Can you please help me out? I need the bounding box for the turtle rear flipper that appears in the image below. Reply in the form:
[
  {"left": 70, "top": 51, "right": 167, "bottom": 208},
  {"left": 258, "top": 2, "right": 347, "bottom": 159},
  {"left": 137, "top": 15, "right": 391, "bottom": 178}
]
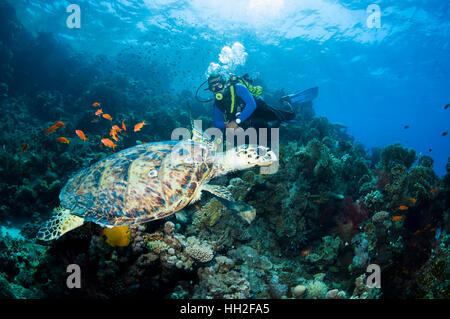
[{"left": 36, "top": 207, "right": 84, "bottom": 241}]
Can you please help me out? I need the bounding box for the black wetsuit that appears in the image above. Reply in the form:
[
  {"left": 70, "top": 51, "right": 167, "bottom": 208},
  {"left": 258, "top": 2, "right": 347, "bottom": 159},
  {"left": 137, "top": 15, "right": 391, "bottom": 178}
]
[{"left": 213, "top": 83, "right": 295, "bottom": 130}]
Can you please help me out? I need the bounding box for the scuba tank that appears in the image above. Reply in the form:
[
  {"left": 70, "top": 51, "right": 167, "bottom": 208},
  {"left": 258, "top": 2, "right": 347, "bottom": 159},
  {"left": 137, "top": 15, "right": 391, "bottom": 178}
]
[{"left": 229, "top": 74, "right": 263, "bottom": 98}]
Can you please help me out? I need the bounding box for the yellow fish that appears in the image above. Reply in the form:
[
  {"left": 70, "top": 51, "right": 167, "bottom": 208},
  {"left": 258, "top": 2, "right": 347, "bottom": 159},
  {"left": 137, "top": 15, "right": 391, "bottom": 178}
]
[{"left": 101, "top": 226, "right": 131, "bottom": 247}]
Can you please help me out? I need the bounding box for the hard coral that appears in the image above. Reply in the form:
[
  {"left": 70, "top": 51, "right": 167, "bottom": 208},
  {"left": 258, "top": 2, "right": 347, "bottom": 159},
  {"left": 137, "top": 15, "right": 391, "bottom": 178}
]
[
  {"left": 379, "top": 143, "right": 416, "bottom": 171},
  {"left": 184, "top": 237, "right": 214, "bottom": 263}
]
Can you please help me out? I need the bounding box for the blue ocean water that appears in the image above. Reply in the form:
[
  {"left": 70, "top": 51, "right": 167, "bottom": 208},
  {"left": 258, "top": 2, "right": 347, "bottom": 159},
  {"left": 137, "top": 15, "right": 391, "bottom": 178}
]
[{"left": 9, "top": 0, "right": 449, "bottom": 175}]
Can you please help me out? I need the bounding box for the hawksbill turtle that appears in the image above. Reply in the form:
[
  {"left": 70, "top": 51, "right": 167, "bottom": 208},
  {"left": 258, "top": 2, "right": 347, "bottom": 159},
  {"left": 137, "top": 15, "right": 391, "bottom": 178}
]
[{"left": 36, "top": 129, "right": 277, "bottom": 241}]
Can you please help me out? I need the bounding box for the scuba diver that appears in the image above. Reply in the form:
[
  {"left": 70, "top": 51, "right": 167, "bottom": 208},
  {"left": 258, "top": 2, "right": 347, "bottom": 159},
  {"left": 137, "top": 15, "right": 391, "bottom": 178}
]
[{"left": 196, "top": 73, "right": 318, "bottom": 130}]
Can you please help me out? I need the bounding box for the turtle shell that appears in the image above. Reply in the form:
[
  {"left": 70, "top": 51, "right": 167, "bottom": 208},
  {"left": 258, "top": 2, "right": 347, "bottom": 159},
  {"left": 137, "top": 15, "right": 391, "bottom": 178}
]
[{"left": 60, "top": 140, "right": 214, "bottom": 227}]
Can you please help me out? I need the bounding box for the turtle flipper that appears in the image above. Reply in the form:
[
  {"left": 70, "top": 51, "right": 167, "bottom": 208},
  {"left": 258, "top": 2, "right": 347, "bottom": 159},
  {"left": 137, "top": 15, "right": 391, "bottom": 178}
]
[
  {"left": 202, "top": 184, "right": 234, "bottom": 201},
  {"left": 36, "top": 207, "right": 84, "bottom": 241}
]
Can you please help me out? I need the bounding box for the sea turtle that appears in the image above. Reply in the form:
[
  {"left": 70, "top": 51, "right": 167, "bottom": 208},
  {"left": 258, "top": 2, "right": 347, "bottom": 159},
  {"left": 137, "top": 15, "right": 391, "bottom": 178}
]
[{"left": 36, "top": 131, "right": 277, "bottom": 241}]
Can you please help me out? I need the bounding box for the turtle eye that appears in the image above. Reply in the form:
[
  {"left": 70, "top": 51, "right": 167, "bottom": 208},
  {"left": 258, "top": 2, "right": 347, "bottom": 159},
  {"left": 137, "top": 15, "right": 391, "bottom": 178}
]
[{"left": 147, "top": 169, "right": 158, "bottom": 178}]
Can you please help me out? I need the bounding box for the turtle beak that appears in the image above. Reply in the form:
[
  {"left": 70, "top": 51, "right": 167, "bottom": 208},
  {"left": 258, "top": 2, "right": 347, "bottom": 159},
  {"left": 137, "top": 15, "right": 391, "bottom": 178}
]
[{"left": 256, "top": 148, "right": 277, "bottom": 167}]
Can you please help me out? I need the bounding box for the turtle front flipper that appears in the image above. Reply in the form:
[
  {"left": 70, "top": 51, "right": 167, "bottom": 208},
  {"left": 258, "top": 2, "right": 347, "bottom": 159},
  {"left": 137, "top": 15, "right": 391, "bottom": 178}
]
[
  {"left": 36, "top": 207, "right": 84, "bottom": 241},
  {"left": 215, "top": 145, "right": 278, "bottom": 176}
]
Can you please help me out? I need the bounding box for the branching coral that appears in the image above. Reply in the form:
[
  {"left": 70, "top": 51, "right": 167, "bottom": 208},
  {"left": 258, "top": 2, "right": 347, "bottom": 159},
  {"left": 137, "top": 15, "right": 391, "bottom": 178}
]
[{"left": 194, "top": 257, "right": 250, "bottom": 298}]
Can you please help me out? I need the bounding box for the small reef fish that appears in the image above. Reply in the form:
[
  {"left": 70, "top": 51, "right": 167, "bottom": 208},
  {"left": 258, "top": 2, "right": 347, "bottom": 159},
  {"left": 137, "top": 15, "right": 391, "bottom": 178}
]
[
  {"left": 430, "top": 188, "right": 438, "bottom": 194},
  {"left": 445, "top": 104, "right": 449, "bottom": 109},
  {"left": 404, "top": 125, "right": 409, "bottom": 129},
  {"left": 110, "top": 128, "right": 119, "bottom": 142},
  {"left": 75, "top": 130, "right": 87, "bottom": 142},
  {"left": 429, "top": 148, "right": 432, "bottom": 152},
  {"left": 102, "top": 114, "right": 113, "bottom": 121},
  {"left": 111, "top": 125, "right": 122, "bottom": 133},
  {"left": 134, "top": 121, "right": 146, "bottom": 132},
  {"left": 45, "top": 125, "right": 58, "bottom": 134},
  {"left": 398, "top": 205, "right": 409, "bottom": 211},
  {"left": 95, "top": 109, "right": 103, "bottom": 116},
  {"left": 442, "top": 131, "right": 448, "bottom": 136},
  {"left": 101, "top": 225, "right": 130, "bottom": 247},
  {"left": 122, "top": 120, "right": 127, "bottom": 131},
  {"left": 409, "top": 198, "right": 417, "bottom": 205},
  {"left": 301, "top": 249, "right": 312, "bottom": 257},
  {"left": 21, "top": 143, "right": 29, "bottom": 152},
  {"left": 101, "top": 138, "right": 116, "bottom": 150},
  {"left": 92, "top": 102, "right": 100, "bottom": 107},
  {"left": 57, "top": 137, "right": 70, "bottom": 144},
  {"left": 45, "top": 126, "right": 58, "bottom": 134},
  {"left": 392, "top": 215, "right": 404, "bottom": 222},
  {"left": 45, "top": 121, "right": 65, "bottom": 134}
]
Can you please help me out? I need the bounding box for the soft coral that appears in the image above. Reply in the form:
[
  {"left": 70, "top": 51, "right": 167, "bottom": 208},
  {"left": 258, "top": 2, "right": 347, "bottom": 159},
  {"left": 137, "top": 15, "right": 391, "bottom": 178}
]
[{"left": 334, "top": 196, "right": 369, "bottom": 242}]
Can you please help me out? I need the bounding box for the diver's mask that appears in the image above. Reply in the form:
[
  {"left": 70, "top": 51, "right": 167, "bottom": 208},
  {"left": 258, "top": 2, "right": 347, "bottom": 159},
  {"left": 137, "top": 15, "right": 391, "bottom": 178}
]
[{"left": 208, "top": 79, "right": 225, "bottom": 100}]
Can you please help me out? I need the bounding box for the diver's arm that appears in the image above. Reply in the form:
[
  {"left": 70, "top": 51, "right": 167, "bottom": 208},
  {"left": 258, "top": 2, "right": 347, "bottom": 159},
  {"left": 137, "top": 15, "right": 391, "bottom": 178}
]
[
  {"left": 213, "top": 105, "right": 226, "bottom": 129},
  {"left": 235, "top": 84, "right": 256, "bottom": 123}
]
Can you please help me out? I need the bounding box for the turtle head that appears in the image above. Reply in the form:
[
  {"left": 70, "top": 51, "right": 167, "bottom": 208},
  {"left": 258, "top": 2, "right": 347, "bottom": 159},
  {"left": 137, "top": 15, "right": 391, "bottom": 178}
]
[{"left": 214, "top": 144, "right": 277, "bottom": 176}]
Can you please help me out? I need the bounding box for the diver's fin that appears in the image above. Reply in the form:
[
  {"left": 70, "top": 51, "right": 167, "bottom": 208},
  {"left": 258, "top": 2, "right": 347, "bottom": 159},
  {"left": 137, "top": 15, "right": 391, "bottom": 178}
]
[
  {"left": 280, "top": 87, "right": 319, "bottom": 104},
  {"left": 36, "top": 207, "right": 84, "bottom": 241},
  {"left": 202, "top": 184, "right": 235, "bottom": 202}
]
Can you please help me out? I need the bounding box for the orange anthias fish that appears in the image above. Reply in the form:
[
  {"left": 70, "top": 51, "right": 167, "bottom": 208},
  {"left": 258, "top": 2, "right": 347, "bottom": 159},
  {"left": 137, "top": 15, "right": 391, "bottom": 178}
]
[
  {"left": 21, "top": 143, "right": 29, "bottom": 152},
  {"left": 92, "top": 102, "right": 101, "bottom": 107},
  {"left": 110, "top": 128, "right": 119, "bottom": 142},
  {"left": 45, "top": 121, "right": 65, "bottom": 134},
  {"left": 134, "top": 121, "right": 146, "bottom": 132},
  {"left": 409, "top": 198, "right": 417, "bottom": 205},
  {"left": 301, "top": 249, "right": 312, "bottom": 257},
  {"left": 112, "top": 125, "right": 122, "bottom": 133},
  {"left": 57, "top": 137, "right": 70, "bottom": 144},
  {"left": 121, "top": 120, "right": 127, "bottom": 131},
  {"left": 103, "top": 113, "right": 113, "bottom": 121},
  {"left": 399, "top": 205, "right": 409, "bottom": 211},
  {"left": 95, "top": 109, "right": 103, "bottom": 116},
  {"left": 45, "top": 125, "right": 58, "bottom": 134},
  {"left": 392, "top": 215, "right": 404, "bottom": 222},
  {"left": 101, "top": 138, "right": 116, "bottom": 150},
  {"left": 75, "top": 130, "right": 87, "bottom": 142},
  {"left": 430, "top": 188, "right": 439, "bottom": 194}
]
